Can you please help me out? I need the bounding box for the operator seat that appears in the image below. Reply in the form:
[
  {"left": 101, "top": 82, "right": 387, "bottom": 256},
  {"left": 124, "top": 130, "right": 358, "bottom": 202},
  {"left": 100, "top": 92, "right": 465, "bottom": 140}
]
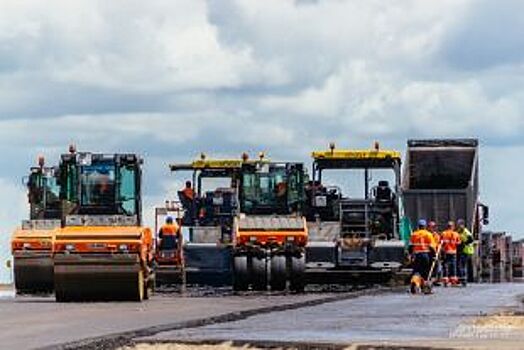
[{"left": 375, "top": 180, "right": 393, "bottom": 205}]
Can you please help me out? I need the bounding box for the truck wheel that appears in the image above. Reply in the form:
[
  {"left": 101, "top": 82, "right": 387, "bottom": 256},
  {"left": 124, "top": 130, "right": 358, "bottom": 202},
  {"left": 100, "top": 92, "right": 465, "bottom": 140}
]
[
  {"left": 289, "top": 255, "right": 305, "bottom": 293},
  {"left": 270, "top": 255, "right": 287, "bottom": 291},
  {"left": 251, "top": 256, "right": 267, "bottom": 291},
  {"left": 233, "top": 255, "right": 249, "bottom": 291}
]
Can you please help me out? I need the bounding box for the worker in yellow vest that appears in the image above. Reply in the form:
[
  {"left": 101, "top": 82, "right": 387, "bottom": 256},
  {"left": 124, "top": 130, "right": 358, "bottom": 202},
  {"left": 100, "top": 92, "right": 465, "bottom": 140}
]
[{"left": 457, "top": 218, "right": 474, "bottom": 286}]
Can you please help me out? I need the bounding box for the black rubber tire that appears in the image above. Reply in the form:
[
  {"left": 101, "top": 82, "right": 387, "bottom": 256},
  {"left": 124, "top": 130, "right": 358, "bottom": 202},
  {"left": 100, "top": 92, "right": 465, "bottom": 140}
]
[
  {"left": 270, "top": 255, "right": 287, "bottom": 291},
  {"left": 54, "top": 274, "right": 71, "bottom": 302},
  {"left": 143, "top": 272, "right": 153, "bottom": 300},
  {"left": 132, "top": 271, "right": 145, "bottom": 302},
  {"left": 54, "top": 287, "right": 69, "bottom": 303},
  {"left": 251, "top": 256, "right": 267, "bottom": 291},
  {"left": 233, "top": 255, "right": 249, "bottom": 291},
  {"left": 289, "top": 255, "right": 305, "bottom": 292}
]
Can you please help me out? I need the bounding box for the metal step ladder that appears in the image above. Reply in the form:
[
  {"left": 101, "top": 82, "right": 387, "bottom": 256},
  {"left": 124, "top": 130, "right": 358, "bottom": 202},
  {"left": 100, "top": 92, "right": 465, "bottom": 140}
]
[{"left": 339, "top": 199, "right": 370, "bottom": 238}]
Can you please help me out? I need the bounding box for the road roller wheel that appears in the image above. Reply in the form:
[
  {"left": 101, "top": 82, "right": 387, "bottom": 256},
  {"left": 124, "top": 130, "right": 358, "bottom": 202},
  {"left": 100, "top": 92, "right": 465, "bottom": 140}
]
[
  {"left": 233, "top": 255, "right": 249, "bottom": 291},
  {"left": 270, "top": 255, "right": 287, "bottom": 291},
  {"left": 289, "top": 255, "right": 305, "bottom": 293},
  {"left": 143, "top": 276, "right": 152, "bottom": 300},
  {"left": 133, "top": 271, "right": 145, "bottom": 302},
  {"left": 54, "top": 286, "right": 70, "bottom": 303},
  {"left": 251, "top": 256, "right": 267, "bottom": 291}
]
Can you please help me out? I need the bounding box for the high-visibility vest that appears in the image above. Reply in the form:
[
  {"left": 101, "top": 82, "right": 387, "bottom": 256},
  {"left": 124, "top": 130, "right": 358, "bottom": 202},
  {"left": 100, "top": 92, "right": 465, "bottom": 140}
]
[
  {"left": 181, "top": 187, "right": 194, "bottom": 200},
  {"left": 441, "top": 229, "right": 461, "bottom": 254},
  {"left": 159, "top": 223, "right": 180, "bottom": 237},
  {"left": 458, "top": 227, "right": 474, "bottom": 255},
  {"left": 410, "top": 229, "right": 434, "bottom": 253}
]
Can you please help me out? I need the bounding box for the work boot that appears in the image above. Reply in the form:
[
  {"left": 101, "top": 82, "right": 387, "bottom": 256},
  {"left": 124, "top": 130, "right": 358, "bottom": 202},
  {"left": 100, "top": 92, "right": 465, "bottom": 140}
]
[{"left": 422, "top": 284, "right": 433, "bottom": 295}]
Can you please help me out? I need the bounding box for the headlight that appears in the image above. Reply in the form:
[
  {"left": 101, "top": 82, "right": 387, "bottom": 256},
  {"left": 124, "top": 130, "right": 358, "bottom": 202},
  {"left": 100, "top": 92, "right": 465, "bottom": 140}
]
[
  {"left": 249, "top": 236, "right": 258, "bottom": 243},
  {"left": 119, "top": 244, "right": 129, "bottom": 251},
  {"left": 65, "top": 244, "right": 75, "bottom": 251},
  {"left": 22, "top": 243, "right": 31, "bottom": 249},
  {"left": 286, "top": 236, "right": 295, "bottom": 242}
]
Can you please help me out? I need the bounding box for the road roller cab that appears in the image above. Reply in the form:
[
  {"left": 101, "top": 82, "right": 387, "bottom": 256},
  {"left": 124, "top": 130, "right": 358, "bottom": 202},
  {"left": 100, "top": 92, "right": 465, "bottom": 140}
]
[
  {"left": 11, "top": 158, "right": 61, "bottom": 294},
  {"left": 52, "top": 148, "right": 154, "bottom": 301}
]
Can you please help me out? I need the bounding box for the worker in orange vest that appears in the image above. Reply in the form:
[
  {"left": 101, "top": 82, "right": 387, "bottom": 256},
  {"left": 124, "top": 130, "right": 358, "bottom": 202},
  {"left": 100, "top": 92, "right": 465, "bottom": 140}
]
[
  {"left": 179, "top": 181, "right": 196, "bottom": 225},
  {"left": 409, "top": 219, "right": 436, "bottom": 293},
  {"left": 158, "top": 216, "right": 181, "bottom": 251},
  {"left": 428, "top": 221, "right": 443, "bottom": 285},
  {"left": 440, "top": 221, "right": 461, "bottom": 286},
  {"left": 181, "top": 181, "right": 195, "bottom": 201}
]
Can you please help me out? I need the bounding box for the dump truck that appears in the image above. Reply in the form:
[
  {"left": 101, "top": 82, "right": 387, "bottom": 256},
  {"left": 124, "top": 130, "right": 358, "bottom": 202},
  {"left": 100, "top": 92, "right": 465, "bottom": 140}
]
[
  {"left": 402, "top": 139, "right": 489, "bottom": 235},
  {"left": 52, "top": 147, "right": 154, "bottom": 301},
  {"left": 170, "top": 154, "right": 308, "bottom": 291},
  {"left": 304, "top": 143, "right": 407, "bottom": 283},
  {"left": 11, "top": 157, "right": 61, "bottom": 294}
]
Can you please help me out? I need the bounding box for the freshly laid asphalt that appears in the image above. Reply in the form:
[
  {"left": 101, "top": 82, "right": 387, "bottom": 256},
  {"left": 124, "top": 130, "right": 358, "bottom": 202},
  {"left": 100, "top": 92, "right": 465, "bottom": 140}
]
[
  {"left": 0, "top": 288, "right": 363, "bottom": 350},
  {"left": 1, "top": 284, "right": 523, "bottom": 350},
  {"left": 141, "top": 283, "right": 524, "bottom": 347}
]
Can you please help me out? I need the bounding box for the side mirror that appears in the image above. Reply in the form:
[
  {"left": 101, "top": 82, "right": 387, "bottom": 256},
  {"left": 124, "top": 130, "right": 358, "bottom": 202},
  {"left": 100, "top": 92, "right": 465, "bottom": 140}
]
[
  {"left": 21, "top": 176, "right": 29, "bottom": 186},
  {"left": 481, "top": 204, "right": 489, "bottom": 225}
]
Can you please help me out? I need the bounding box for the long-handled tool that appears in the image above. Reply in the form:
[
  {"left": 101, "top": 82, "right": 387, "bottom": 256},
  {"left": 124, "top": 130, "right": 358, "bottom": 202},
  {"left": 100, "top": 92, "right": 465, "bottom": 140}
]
[{"left": 423, "top": 242, "right": 442, "bottom": 294}]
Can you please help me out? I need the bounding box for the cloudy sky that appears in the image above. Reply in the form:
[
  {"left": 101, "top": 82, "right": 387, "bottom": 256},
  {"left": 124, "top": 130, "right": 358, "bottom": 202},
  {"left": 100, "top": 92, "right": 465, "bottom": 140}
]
[{"left": 1, "top": 0, "right": 523, "bottom": 280}]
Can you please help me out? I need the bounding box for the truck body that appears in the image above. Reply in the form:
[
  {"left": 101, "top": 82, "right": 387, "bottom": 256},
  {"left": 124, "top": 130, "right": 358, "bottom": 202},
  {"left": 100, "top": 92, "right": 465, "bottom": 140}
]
[{"left": 402, "top": 139, "right": 487, "bottom": 235}]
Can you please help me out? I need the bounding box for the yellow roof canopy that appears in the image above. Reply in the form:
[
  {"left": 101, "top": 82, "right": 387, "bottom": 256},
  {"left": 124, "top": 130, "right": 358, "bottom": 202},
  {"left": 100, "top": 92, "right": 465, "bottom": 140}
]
[
  {"left": 312, "top": 149, "right": 401, "bottom": 161},
  {"left": 170, "top": 157, "right": 270, "bottom": 171}
]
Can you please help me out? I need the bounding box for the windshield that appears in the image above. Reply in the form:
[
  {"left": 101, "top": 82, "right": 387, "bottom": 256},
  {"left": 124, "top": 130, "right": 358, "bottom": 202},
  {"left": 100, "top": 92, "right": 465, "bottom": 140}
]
[
  {"left": 80, "top": 161, "right": 116, "bottom": 206},
  {"left": 241, "top": 166, "right": 288, "bottom": 213},
  {"left": 28, "top": 171, "right": 61, "bottom": 219}
]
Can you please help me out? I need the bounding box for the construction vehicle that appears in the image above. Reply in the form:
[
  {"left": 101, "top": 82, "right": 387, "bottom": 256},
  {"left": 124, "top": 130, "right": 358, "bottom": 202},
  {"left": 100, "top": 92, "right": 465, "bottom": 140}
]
[
  {"left": 170, "top": 154, "right": 308, "bottom": 291},
  {"left": 11, "top": 156, "right": 61, "bottom": 294},
  {"left": 305, "top": 143, "right": 407, "bottom": 283},
  {"left": 233, "top": 158, "right": 307, "bottom": 291},
  {"left": 402, "top": 139, "right": 489, "bottom": 235},
  {"left": 402, "top": 139, "right": 489, "bottom": 282},
  {"left": 170, "top": 156, "right": 244, "bottom": 286},
  {"left": 154, "top": 201, "right": 185, "bottom": 286},
  {"left": 53, "top": 147, "right": 154, "bottom": 301}
]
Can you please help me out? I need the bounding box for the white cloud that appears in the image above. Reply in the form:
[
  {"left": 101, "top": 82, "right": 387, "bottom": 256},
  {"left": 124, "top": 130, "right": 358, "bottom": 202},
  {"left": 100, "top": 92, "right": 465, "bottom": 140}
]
[
  {"left": 0, "top": 0, "right": 524, "bottom": 284},
  {"left": 0, "top": 178, "right": 28, "bottom": 284}
]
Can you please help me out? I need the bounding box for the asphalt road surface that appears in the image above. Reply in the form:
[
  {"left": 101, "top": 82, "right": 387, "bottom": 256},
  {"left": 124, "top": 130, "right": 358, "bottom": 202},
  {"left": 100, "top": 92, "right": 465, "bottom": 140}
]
[
  {"left": 2, "top": 284, "right": 523, "bottom": 350},
  {"left": 0, "top": 288, "right": 366, "bottom": 350},
  {"left": 141, "top": 283, "right": 524, "bottom": 348}
]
